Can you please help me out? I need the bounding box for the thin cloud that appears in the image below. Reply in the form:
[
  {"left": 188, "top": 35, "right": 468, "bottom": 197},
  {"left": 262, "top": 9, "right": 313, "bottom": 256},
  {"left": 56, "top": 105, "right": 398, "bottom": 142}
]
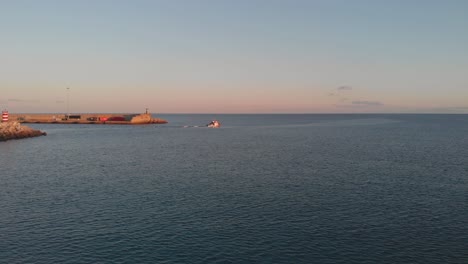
[
  {"left": 328, "top": 85, "right": 353, "bottom": 96},
  {"left": 337, "top": 86, "right": 353, "bottom": 91},
  {"left": 352, "top": 100, "right": 384, "bottom": 106},
  {"left": 330, "top": 85, "right": 371, "bottom": 108},
  {"left": 328, "top": 86, "right": 352, "bottom": 99}
]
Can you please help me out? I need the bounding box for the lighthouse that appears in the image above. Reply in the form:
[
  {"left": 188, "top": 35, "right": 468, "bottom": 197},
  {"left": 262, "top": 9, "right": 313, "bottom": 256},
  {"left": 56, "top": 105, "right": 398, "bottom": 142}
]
[{"left": 1, "top": 110, "right": 8, "bottom": 122}]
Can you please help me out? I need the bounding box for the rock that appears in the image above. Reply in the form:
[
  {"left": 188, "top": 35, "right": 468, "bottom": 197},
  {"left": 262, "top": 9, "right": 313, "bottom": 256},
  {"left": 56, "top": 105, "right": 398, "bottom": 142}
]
[
  {"left": 0, "top": 122, "right": 46, "bottom": 142},
  {"left": 150, "top": 118, "right": 168, "bottom": 124},
  {"left": 130, "top": 113, "right": 152, "bottom": 124}
]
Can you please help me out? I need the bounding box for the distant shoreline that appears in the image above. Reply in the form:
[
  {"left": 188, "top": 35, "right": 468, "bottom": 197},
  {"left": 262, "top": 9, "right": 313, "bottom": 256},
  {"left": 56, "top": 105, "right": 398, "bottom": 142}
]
[{"left": 8, "top": 113, "right": 167, "bottom": 125}]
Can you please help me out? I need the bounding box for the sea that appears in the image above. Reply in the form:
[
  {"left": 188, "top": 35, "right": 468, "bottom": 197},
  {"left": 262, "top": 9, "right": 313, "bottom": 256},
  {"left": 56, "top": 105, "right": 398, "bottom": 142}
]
[{"left": 0, "top": 114, "right": 467, "bottom": 264}]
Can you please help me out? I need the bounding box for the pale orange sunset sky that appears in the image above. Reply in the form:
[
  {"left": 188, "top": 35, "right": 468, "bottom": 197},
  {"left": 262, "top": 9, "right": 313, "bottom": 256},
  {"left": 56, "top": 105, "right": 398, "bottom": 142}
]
[{"left": 1, "top": 0, "right": 467, "bottom": 113}]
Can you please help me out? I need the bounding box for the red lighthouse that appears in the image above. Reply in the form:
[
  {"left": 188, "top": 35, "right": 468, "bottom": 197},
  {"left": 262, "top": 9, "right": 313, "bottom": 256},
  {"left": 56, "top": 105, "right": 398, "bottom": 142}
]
[{"left": 2, "top": 110, "right": 8, "bottom": 122}]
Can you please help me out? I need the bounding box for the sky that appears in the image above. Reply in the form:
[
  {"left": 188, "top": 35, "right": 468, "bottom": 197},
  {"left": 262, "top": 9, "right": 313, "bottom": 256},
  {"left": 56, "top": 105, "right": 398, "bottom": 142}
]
[{"left": 1, "top": 0, "right": 467, "bottom": 113}]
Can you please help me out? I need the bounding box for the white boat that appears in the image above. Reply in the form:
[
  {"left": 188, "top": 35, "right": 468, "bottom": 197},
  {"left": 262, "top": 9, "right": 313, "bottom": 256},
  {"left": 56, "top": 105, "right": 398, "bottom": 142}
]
[{"left": 207, "top": 120, "right": 220, "bottom": 128}]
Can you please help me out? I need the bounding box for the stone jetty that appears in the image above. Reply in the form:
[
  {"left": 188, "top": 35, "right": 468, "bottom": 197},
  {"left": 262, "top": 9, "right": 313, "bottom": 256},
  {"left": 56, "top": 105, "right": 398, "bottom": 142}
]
[{"left": 0, "top": 122, "right": 47, "bottom": 142}]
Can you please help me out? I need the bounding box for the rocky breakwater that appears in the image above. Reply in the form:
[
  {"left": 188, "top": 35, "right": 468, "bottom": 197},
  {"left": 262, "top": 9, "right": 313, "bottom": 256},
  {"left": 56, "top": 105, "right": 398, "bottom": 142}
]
[
  {"left": 0, "top": 122, "right": 47, "bottom": 142},
  {"left": 130, "top": 113, "right": 168, "bottom": 124}
]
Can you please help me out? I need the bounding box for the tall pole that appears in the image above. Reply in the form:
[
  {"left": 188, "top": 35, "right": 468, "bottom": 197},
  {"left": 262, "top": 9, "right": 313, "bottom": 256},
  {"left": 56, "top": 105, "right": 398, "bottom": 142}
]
[{"left": 66, "top": 87, "right": 70, "bottom": 118}]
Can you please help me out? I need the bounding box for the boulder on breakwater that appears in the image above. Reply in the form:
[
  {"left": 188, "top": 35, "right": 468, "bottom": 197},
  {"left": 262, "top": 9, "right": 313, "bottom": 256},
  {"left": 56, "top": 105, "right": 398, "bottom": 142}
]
[{"left": 0, "top": 122, "right": 47, "bottom": 142}]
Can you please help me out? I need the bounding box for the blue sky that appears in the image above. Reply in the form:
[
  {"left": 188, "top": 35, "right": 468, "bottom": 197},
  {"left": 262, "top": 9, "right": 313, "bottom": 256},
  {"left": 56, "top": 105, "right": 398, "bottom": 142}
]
[{"left": 1, "top": 0, "right": 467, "bottom": 113}]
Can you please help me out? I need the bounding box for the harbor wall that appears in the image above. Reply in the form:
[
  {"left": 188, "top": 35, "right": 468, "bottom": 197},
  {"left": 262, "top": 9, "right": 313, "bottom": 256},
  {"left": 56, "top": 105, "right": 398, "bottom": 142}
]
[{"left": 7, "top": 113, "right": 167, "bottom": 125}]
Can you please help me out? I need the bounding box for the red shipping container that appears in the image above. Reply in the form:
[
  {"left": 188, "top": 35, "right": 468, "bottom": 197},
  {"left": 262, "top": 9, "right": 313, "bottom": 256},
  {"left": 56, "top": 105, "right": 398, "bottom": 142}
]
[{"left": 107, "top": 116, "right": 125, "bottom": 121}]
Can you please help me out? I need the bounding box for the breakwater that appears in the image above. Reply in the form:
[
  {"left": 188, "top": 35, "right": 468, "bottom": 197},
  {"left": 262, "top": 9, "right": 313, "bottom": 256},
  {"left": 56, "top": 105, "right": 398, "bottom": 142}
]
[
  {"left": 0, "top": 122, "right": 47, "bottom": 141},
  {"left": 8, "top": 113, "right": 167, "bottom": 125}
]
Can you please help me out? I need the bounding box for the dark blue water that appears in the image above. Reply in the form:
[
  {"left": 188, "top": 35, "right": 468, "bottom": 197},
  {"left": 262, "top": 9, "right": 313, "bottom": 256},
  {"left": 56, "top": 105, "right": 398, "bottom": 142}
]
[{"left": 1, "top": 114, "right": 467, "bottom": 263}]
